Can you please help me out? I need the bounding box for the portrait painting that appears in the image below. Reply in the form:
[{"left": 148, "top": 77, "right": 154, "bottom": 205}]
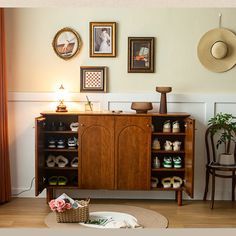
[{"left": 90, "top": 22, "right": 116, "bottom": 57}]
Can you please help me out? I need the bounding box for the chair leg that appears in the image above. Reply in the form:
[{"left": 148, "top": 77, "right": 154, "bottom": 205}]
[
  {"left": 232, "top": 170, "right": 235, "bottom": 201},
  {"left": 211, "top": 169, "right": 215, "bottom": 209},
  {"left": 203, "top": 168, "right": 210, "bottom": 201}
]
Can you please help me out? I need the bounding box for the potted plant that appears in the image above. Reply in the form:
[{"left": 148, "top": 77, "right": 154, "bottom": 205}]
[{"left": 208, "top": 112, "right": 236, "bottom": 165}]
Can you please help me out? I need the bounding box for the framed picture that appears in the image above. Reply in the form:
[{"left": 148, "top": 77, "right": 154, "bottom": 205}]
[
  {"left": 80, "top": 66, "right": 107, "bottom": 92},
  {"left": 128, "top": 37, "right": 154, "bottom": 73},
  {"left": 90, "top": 22, "right": 116, "bottom": 57},
  {"left": 52, "top": 27, "right": 82, "bottom": 60}
]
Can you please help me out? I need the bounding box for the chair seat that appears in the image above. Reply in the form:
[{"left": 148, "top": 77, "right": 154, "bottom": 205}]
[{"left": 208, "top": 162, "right": 236, "bottom": 171}]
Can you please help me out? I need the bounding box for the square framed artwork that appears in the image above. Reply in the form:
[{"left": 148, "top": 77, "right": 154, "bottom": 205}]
[
  {"left": 80, "top": 66, "right": 107, "bottom": 92},
  {"left": 128, "top": 37, "right": 154, "bottom": 73},
  {"left": 89, "top": 22, "right": 116, "bottom": 57}
]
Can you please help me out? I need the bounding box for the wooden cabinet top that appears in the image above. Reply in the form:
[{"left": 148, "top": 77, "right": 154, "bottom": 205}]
[{"left": 40, "top": 111, "right": 191, "bottom": 117}]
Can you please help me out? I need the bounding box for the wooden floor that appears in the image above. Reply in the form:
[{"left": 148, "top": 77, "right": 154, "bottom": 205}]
[{"left": 0, "top": 198, "right": 236, "bottom": 228}]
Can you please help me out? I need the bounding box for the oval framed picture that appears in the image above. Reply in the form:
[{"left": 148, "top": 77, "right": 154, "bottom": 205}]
[{"left": 52, "top": 27, "right": 82, "bottom": 60}]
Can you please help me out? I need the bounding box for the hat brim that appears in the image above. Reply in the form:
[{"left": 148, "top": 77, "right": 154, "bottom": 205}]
[{"left": 197, "top": 28, "right": 236, "bottom": 72}]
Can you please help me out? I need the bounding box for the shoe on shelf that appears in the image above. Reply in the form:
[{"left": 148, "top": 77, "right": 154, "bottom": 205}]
[
  {"left": 48, "top": 137, "right": 56, "bottom": 148},
  {"left": 172, "top": 121, "right": 180, "bottom": 133},
  {"left": 161, "top": 177, "right": 172, "bottom": 188},
  {"left": 57, "top": 139, "right": 65, "bottom": 148},
  {"left": 163, "top": 156, "right": 172, "bottom": 168},
  {"left": 152, "top": 138, "right": 160, "bottom": 150},
  {"left": 151, "top": 177, "right": 159, "bottom": 188},
  {"left": 49, "top": 122, "right": 57, "bottom": 131},
  {"left": 173, "top": 141, "right": 181, "bottom": 151},
  {"left": 70, "top": 122, "right": 79, "bottom": 132},
  {"left": 164, "top": 140, "right": 172, "bottom": 151},
  {"left": 163, "top": 120, "right": 171, "bottom": 133},
  {"left": 68, "top": 137, "right": 77, "bottom": 148},
  {"left": 55, "top": 155, "right": 69, "bottom": 167},
  {"left": 48, "top": 176, "right": 58, "bottom": 185},
  {"left": 71, "top": 157, "right": 78, "bottom": 167},
  {"left": 171, "top": 176, "right": 183, "bottom": 188},
  {"left": 58, "top": 176, "right": 68, "bottom": 186},
  {"left": 46, "top": 155, "right": 56, "bottom": 167},
  {"left": 58, "top": 121, "right": 66, "bottom": 131},
  {"left": 173, "top": 156, "right": 182, "bottom": 168}
]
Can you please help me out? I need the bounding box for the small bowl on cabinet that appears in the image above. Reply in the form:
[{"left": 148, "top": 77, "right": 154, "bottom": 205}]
[{"left": 131, "top": 102, "right": 153, "bottom": 114}]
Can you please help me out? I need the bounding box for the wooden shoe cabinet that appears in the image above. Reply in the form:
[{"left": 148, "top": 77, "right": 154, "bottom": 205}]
[{"left": 35, "top": 112, "right": 194, "bottom": 205}]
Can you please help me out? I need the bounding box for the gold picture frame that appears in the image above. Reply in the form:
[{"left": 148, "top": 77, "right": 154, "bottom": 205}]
[
  {"left": 89, "top": 22, "right": 116, "bottom": 57},
  {"left": 52, "top": 27, "right": 82, "bottom": 60}
]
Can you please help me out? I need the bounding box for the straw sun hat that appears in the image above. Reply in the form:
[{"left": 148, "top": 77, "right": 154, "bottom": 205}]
[{"left": 197, "top": 28, "right": 236, "bottom": 72}]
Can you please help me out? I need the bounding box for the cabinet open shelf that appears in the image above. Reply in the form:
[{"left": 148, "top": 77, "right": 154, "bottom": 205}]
[
  {"left": 44, "top": 148, "right": 78, "bottom": 152},
  {"left": 43, "top": 131, "right": 78, "bottom": 134},
  {"left": 151, "top": 187, "right": 183, "bottom": 191},
  {"left": 151, "top": 168, "right": 184, "bottom": 172},
  {"left": 45, "top": 167, "right": 78, "bottom": 170},
  {"left": 152, "top": 150, "right": 185, "bottom": 154},
  {"left": 152, "top": 132, "right": 186, "bottom": 136},
  {"left": 47, "top": 185, "right": 78, "bottom": 189}
]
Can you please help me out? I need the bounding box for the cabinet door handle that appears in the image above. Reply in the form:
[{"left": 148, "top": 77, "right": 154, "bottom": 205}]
[
  {"left": 147, "top": 124, "right": 151, "bottom": 127},
  {"left": 81, "top": 124, "right": 85, "bottom": 126}
]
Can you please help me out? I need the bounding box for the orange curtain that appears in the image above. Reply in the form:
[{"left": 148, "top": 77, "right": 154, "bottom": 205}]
[{"left": 0, "top": 8, "right": 11, "bottom": 203}]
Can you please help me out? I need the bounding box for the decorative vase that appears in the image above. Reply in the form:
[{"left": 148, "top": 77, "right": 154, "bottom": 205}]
[
  {"left": 156, "top": 87, "right": 172, "bottom": 114},
  {"left": 218, "top": 153, "right": 235, "bottom": 165}
]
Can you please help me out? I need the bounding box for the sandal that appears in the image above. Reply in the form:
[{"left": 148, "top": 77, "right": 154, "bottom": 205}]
[
  {"left": 55, "top": 155, "right": 69, "bottom": 167},
  {"left": 161, "top": 177, "right": 172, "bottom": 188},
  {"left": 71, "top": 157, "right": 78, "bottom": 167},
  {"left": 46, "top": 155, "right": 56, "bottom": 167},
  {"left": 171, "top": 176, "right": 183, "bottom": 188},
  {"left": 48, "top": 176, "right": 58, "bottom": 185},
  {"left": 58, "top": 176, "right": 68, "bottom": 186}
]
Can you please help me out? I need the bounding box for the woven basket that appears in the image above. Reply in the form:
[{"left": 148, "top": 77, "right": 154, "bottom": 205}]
[{"left": 56, "top": 199, "right": 89, "bottom": 223}]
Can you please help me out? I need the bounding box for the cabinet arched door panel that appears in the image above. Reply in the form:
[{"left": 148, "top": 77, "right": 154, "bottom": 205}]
[
  {"left": 79, "top": 116, "right": 115, "bottom": 189},
  {"left": 115, "top": 116, "right": 152, "bottom": 190}
]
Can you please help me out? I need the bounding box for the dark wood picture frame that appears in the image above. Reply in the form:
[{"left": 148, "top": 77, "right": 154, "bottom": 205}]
[
  {"left": 128, "top": 37, "right": 154, "bottom": 73},
  {"left": 80, "top": 66, "right": 107, "bottom": 92},
  {"left": 89, "top": 22, "right": 116, "bottom": 57}
]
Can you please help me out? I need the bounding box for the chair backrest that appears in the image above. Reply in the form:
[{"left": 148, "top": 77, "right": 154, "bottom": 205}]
[{"left": 205, "top": 124, "right": 236, "bottom": 164}]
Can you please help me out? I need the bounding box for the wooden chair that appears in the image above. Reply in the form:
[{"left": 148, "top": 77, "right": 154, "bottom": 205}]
[{"left": 203, "top": 124, "right": 236, "bottom": 208}]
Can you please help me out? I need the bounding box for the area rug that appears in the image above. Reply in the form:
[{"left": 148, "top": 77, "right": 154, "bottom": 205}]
[{"left": 44, "top": 204, "right": 168, "bottom": 228}]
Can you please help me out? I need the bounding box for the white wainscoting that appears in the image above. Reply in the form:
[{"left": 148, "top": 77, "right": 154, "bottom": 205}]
[{"left": 8, "top": 92, "right": 236, "bottom": 200}]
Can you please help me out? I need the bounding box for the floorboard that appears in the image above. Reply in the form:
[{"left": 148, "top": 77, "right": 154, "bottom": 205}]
[{"left": 0, "top": 198, "right": 235, "bottom": 228}]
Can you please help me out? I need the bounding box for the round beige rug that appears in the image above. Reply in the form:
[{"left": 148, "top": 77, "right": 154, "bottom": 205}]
[{"left": 45, "top": 204, "right": 168, "bottom": 228}]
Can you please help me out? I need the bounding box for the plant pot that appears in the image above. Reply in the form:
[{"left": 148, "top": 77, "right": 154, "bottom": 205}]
[{"left": 218, "top": 153, "right": 235, "bottom": 165}]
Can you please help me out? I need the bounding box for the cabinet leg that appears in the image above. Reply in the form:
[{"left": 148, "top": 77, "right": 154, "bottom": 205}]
[
  {"left": 46, "top": 188, "right": 53, "bottom": 203},
  {"left": 177, "top": 190, "right": 182, "bottom": 206}
]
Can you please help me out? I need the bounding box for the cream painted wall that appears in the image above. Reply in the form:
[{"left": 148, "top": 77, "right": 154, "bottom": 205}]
[{"left": 4, "top": 8, "right": 236, "bottom": 94}]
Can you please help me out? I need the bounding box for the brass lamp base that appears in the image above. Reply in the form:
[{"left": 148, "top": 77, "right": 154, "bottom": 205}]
[{"left": 56, "top": 103, "right": 67, "bottom": 112}]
